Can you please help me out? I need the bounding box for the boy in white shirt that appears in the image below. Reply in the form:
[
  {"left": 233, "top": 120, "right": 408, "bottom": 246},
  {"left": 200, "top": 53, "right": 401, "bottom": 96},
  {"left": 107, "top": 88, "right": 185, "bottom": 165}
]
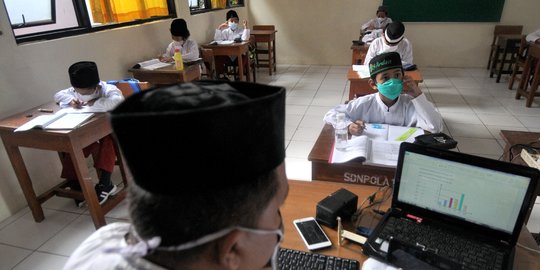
[
  {"left": 213, "top": 10, "right": 250, "bottom": 79},
  {"left": 159, "top": 18, "right": 199, "bottom": 62},
  {"left": 361, "top": 6, "right": 393, "bottom": 43},
  {"left": 364, "top": 21, "right": 413, "bottom": 66},
  {"left": 324, "top": 52, "right": 442, "bottom": 135},
  {"left": 54, "top": 61, "right": 124, "bottom": 205}
]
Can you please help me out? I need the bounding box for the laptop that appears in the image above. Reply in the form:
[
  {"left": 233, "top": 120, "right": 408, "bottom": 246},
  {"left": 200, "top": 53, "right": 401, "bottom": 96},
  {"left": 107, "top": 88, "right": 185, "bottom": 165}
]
[{"left": 363, "top": 142, "right": 539, "bottom": 270}]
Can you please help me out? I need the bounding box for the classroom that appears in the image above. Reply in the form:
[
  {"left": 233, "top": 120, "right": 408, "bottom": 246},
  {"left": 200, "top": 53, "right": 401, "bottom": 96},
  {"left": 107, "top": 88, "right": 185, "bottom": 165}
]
[{"left": 0, "top": 0, "right": 540, "bottom": 268}]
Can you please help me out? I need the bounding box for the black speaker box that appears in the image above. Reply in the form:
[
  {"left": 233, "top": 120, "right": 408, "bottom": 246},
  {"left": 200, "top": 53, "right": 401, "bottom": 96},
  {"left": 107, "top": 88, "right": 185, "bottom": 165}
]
[{"left": 316, "top": 188, "right": 358, "bottom": 228}]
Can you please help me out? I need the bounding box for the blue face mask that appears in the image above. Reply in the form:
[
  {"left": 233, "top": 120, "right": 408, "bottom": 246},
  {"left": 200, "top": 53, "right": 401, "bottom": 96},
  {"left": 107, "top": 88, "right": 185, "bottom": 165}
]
[
  {"left": 377, "top": 78, "right": 403, "bottom": 100},
  {"left": 228, "top": 22, "right": 238, "bottom": 31}
]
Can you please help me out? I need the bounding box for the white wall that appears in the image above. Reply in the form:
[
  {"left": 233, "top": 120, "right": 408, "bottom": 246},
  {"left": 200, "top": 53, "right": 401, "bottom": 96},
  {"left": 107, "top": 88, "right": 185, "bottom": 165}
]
[{"left": 247, "top": 0, "right": 540, "bottom": 66}]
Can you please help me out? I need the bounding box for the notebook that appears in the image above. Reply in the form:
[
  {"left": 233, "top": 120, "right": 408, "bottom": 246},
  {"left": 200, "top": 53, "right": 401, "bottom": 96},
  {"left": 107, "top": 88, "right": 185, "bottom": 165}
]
[{"left": 363, "top": 142, "right": 539, "bottom": 270}]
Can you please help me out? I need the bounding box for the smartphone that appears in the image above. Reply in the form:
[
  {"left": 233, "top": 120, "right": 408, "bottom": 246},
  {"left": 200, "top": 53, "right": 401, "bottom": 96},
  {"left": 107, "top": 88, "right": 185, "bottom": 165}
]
[{"left": 293, "top": 217, "right": 332, "bottom": 250}]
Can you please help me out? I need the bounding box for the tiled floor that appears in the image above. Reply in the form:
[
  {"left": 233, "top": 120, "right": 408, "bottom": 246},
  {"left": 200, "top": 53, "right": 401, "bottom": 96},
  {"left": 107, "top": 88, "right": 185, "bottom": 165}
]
[{"left": 1, "top": 65, "right": 539, "bottom": 269}]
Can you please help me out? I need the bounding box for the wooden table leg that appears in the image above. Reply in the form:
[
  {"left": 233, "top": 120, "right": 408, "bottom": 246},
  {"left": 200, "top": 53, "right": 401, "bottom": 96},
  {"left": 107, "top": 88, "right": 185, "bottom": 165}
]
[
  {"left": 267, "top": 40, "right": 273, "bottom": 76},
  {"left": 68, "top": 146, "right": 106, "bottom": 228},
  {"left": 2, "top": 143, "right": 44, "bottom": 222},
  {"left": 273, "top": 39, "right": 277, "bottom": 73},
  {"left": 497, "top": 43, "right": 510, "bottom": 83},
  {"left": 237, "top": 52, "right": 245, "bottom": 81}
]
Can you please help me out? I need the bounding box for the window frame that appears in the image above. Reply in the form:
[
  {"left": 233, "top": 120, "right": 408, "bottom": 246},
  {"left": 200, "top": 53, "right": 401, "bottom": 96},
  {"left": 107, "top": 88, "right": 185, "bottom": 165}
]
[
  {"left": 7, "top": 0, "right": 56, "bottom": 29},
  {"left": 189, "top": 0, "right": 244, "bottom": 15},
  {"left": 8, "top": 0, "right": 177, "bottom": 44}
]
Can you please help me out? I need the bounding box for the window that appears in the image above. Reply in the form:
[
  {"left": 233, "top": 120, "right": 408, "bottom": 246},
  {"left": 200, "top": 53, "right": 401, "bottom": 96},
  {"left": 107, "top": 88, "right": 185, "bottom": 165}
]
[
  {"left": 189, "top": 0, "right": 244, "bottom": 14},
  {"left": 4, "top": 0, "right": 55, "bottom": 29},
  {"left": 3, "top": 0, "right": 176, "bottom": 44}
]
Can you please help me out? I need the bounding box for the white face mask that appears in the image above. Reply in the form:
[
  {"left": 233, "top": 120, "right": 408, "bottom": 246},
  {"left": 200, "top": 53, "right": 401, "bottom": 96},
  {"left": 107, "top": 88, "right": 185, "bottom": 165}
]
[
  {"left": 377, "top": 17, "right": 385, "bottom": 24},
  {"left": 173, "top": 40, "right": 184, "bottom": 47},
  {"left": 106, "top": 224, "right": 284, "bottom": 270},
  {"left": 228, "top": 22, "right": 238, "bottom": 31},
  {"left": 75, "top": 89, "right": 99, "bottom": 102}
]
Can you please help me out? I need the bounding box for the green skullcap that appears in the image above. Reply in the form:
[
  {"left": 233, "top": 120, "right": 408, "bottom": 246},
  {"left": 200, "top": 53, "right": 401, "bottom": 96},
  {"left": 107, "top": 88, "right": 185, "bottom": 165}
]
[{"left": 369, "top": 52, "right": 403, "bottom": 79}]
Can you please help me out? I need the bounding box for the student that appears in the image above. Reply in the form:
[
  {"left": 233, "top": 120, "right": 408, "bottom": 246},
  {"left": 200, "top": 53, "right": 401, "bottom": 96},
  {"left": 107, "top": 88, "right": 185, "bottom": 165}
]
[
  {"left": 526, "top": 28, "right": 540, "bottom": 44},
  {"left": 213, "top": 10, "right": 250, "bottom": 79},
  {"left": 363, "top": 21, "right": 413, "bottom": 66},
  {"left": 214, "top": 10, "right": 250, "bottom": 42},
  {"left": 159, "top": 18, "right": 199, "bottom": 62},
  {"left": 360, "top": 5, "right": 392, "bottom": 43},
  {"left": 54, "top": 61, "right": 124, "bottom": 205},
  {"left": 63, "top": 81, "right": 288, "bottom": 269},
  {"left": 324, "top": 52, "right": 443, "bottom": 135}
]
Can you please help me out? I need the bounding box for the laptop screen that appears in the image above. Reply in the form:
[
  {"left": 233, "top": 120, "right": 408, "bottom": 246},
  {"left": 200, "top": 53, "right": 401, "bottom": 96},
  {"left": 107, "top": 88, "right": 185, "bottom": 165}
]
[{"left": 396, "top": 150, "right": 532, "bottom": 234}]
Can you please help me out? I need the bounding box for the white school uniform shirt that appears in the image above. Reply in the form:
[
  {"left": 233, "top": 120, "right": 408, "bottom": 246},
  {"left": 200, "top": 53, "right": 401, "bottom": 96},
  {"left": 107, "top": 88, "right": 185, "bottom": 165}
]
[
  {"left": 526, "top": 28, "right": 540, "bottom": 43},
  {"left": 364, "top": 36, "right": 414, "bottom": 66},
  {"left": 214, "top": 27, "right": 250, "bottom": 41},
  {"left": 54, "top": 81, "right": 124, "bottom": 111},
  {"left": 163, "top": 39, "right": 200, "bottom": 62},
  {"left": 63, "top": 222, "right": 167, "bottom": 270},
  {"left": 361, "top": 17, "right": 392, "bottom": 32},
  {"left": 323, "top": 93, "right": 443, "bottom": 134}
]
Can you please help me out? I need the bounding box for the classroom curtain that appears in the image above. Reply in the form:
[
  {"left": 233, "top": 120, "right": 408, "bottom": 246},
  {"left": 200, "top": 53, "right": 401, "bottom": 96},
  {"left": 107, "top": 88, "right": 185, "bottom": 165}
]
[
  {"left": 211, "top": 0, "right": 227, "bottom": 9},
  {"left": 89, "top": 0, "right": 168, "bottom": 24}
]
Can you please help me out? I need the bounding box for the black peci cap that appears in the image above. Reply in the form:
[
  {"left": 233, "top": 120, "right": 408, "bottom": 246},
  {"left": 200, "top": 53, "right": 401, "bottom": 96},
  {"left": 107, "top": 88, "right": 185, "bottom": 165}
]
[
  {"left": 170, "top": 18, "right": 190, "bottom": 38},
  {"left": 109, "top": 81, "right": 286, "bottom": 196},
  {"left": 384, "top": 21, "right": 405, "bottom": 44},
  {"left": 69, "top": 61, "right": 100, "bottom": 88},
  {"left": 226, "top": 10, "right": 239, "bottom": 20},
  {"left": 369, "top": 52, "right": 403, "bottom": 79}
]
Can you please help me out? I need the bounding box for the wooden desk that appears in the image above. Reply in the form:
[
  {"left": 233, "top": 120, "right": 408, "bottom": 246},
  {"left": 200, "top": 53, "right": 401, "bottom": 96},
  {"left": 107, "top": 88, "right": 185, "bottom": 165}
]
[
  {"left": 283, "top": 180, "right": 540, "bottom": 268},
  {"left": 490, "top": 34, "right": 522, "bottom": 83},
  {"left": 350, "top": 43, "right": 369, "bottom": 65},
  {"left": 499, "top": 130, "right": 540, "bottom": 224},
  {"left": 347, "top": 67, "right": 424, "bottom": 100},
  {"left": 128, "top": 62, "right": 201, "bottom": 86},
  {"left": 251, "top": 29, "right": 277, "bottom": 75},
  {"left": 0, "top": 103, "right": 129, "bottom": 229},
  {"left": 202, "top": 42, "right": 251, "bottom": 81},
  {"left": 308, "top": 124, "right": 395, "bottom": 187}
]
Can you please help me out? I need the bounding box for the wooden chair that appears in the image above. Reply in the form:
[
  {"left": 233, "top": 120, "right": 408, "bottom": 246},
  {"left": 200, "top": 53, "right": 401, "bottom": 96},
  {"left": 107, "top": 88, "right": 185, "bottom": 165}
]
[
  {"left": 252, "top": 25, "right": 276, "bottom": 75},
  {"left": 108, "top": 79, "right": 152, "bottom": 97},
  {"left": 199, "top": 47, "right": 216, "bottom": 80},
  {"left": 508, "top": 35, "right": 530, "bottom": 90},
  {"left": 487, "top": 25, "right": 523, "bottom": 70},
  {"left": 515, "top": 44, "right": 540, "bottom": 107}
]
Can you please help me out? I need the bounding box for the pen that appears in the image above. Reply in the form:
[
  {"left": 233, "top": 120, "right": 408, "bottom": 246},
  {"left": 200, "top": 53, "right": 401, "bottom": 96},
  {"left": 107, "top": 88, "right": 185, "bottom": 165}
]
[{"left": 38, "top": 108, "right": 54, "bottom": 113}]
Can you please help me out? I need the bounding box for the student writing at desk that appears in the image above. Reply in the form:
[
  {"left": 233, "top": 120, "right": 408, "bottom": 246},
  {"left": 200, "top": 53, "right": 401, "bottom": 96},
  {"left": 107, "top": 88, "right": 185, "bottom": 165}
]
[
  {"left": 63, "top": 82, "right": 288, "bottom": 269},
  {"left": 54, "top": 61, "right": 124, "bottom": 206},
  {"left": 213, "top": 10, "right": 250, "bottom": 80},
  {"left": 360, "top": 5, "right": 392, "bottom": 44},
  {"left": 363, "top": 21, "right": 413, "bottom": 66},
  {"left": 159, "top": 18, "right": 199, "bottom": 62},
  {"left": 324, "top": 52, "right": 442, "bottom": 135}
]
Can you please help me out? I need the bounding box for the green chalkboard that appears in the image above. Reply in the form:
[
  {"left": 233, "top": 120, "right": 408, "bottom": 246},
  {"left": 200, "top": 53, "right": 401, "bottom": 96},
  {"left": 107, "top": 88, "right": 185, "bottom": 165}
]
[{"left": 382, "top": 0, "right": 505, "bottom": 22}]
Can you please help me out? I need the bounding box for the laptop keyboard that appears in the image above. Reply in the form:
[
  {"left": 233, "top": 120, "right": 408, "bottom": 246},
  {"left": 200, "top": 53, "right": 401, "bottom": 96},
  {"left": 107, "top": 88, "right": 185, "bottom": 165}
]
[
  {"left": 278, "top": 247, "right": 359, "bottom": 270},
  {"left": 378, "top": 216, "right": 506, "bottom": 270}
]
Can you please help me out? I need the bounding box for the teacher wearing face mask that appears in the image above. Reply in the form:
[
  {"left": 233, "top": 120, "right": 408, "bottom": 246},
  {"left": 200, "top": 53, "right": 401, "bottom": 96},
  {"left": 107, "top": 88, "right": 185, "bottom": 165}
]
[{"left": 363, "top": 21, "right": 413, "bottom": 66}]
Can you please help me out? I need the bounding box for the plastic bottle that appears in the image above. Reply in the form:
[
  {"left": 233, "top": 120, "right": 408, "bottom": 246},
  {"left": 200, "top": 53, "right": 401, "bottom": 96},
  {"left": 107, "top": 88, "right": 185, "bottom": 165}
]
[
  {"left": 334, "top": 112, "right": 348, "bottom": 150},
  {"left": 173, "top": 48, "right": 184, "bottom": 71}
]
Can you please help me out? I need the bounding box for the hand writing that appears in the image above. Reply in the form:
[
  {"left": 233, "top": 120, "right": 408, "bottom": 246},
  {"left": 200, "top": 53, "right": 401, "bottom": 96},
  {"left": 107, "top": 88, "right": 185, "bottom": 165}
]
[
  {"left": 349, "top": 120, "right": 366, "bottom": 136},
  {"left": 70, "top": 99, "right": 87, "bottom": 109}
]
